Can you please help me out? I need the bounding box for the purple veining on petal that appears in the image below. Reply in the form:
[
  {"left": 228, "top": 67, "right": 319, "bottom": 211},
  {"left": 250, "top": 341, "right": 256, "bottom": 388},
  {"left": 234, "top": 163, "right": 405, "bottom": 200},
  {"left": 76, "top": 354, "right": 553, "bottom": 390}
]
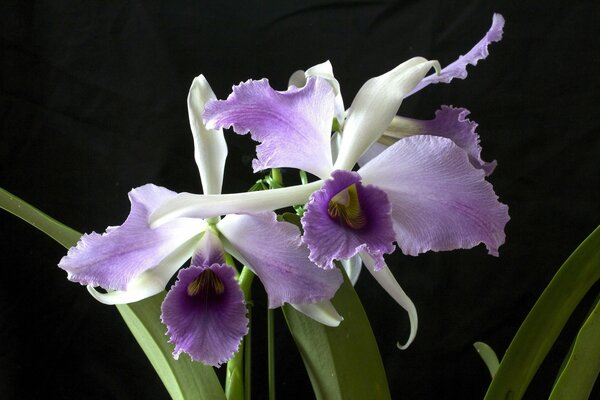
[
  {"left": 58, "top": 184, "right": 204, "bottom": 291},
  {"left": 359, "top": 135, "right": 509, "bottom": 257},
  {"left": 359, "top": 106, "right": 496, "bottom": 175},
  {"left": 301, "top": 170, "right": 396, "bottom": 271},
  {"left": 161, "top": 264, "right": 248, "bottom": 367},
  {"left": 217, "top": 212, "right": 343, "bottom": 308},
  {"left": 408, "top": 13, "right": 505, "bottom": 96},
  {"left": 203, "top": 77, "right": 335, "bottom": 178},
  {"left": 191, "top": 229, "right": 225, "bottom": 267}
]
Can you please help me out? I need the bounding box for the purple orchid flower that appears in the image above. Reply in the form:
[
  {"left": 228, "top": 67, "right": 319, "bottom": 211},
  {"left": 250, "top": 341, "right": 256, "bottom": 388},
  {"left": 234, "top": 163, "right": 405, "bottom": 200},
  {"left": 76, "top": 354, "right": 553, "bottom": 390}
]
[
  {"left": 149, "top": 14, "right": 509, "bottom": 348},
  {"left": 58, "top": 75, "right": 343, "bottom": 366}
]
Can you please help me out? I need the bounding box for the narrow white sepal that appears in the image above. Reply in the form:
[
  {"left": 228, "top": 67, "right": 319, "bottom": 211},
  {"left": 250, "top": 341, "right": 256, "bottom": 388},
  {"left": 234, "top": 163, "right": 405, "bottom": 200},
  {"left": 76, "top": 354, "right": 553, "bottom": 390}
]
[
  {"left": 334, "top": 58, "right": 441, "bottom": 171},
  {"left": 305, "top": 60, "right": 346, "bottom": 126},
  {"left": 290, "top": 301, "right": 344, "bottom": 327},
  {"left": 188, "top": 75, "right": 228, "bottom": 195},
  {"left": 149, "top": 181, "right": 323, "bottom": 228},
  {"left": 340, "top": 254, "right": 362, "bottom": 286},
  {"left": 360, "top": 252, "right": 418, "bottom": 349}
]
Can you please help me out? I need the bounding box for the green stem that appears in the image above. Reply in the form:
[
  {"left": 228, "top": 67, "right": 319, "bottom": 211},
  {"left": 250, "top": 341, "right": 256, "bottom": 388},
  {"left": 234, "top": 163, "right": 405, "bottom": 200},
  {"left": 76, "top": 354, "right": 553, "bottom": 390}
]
[
  {"left": 268, "top": 308, "right": 276, "bottom": 400},
  {"left": 244, "top": 304, "right": 252, "bottom": 400},
  {"left": 299, "top": 170, "right": 308, "bottom": 185},
  {"left": 270, "top": 168, "right": 283, "bottom": 188}
]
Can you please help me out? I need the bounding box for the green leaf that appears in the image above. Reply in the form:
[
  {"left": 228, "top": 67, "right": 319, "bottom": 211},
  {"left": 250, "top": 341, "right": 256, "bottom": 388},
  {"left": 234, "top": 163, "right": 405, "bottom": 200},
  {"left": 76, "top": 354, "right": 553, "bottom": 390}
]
[
  {"left": 485, "top": 225, "right": 600, "bottom": 400},
  {"left": 473, "top": 342, "right": 500, "bottom": 378},
  {"left": 0, "top": 186, "right": 225, "bottom": 400},
  {"left": 117, "top": 296, "right": 225, "bottom": 400},
  {"left": 548, "top": 296, "right": 600, "bottom": 400},
  {"left": 283, "top": 271, "right": 391, "bottom": 400}
]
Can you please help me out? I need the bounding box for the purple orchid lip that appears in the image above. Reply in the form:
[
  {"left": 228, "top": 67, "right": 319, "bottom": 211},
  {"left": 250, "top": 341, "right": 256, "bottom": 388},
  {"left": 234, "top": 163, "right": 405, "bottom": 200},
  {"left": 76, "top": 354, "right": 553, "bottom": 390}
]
[
  {"left": 161, "top": 264, "right": 248, "bottom": 367},
  {"left": 301, "top": 170, "right": 396, "bottom": 271}
]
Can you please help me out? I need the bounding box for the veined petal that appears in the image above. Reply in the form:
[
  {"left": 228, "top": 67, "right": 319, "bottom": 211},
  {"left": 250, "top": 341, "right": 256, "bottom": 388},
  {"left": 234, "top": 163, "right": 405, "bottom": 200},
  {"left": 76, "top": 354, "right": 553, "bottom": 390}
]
[
  {"left": 191, "top": 229, "right": 225, "bottom": 267},
  {"left": 149, "top": 181, "right": 323, "bottom": 228},
  {"left": 204, "top": 77, "right": 335, "bottom": 179},
  {"left": 304, "top": 61, "right": 345, "bottom": 123},
  {"left": 301, "top": 170, "right": 396, "bottom": 270},
  {"left": 333, "top": 57, "right": 440, "bottom": 171},
  {"left": 217, "top": 212, "right": 343, "bottom": 308},
  {"left": 290, "top": 300, "right": 343, "bottom": 327},
  {"left": 359, "top": 135, "right": 509, "bottom": 256},
  {"left": 87, "top": 233, "right": 202, "bottom": 304},
  {"left": 360, "top": 252, "right": 417, "bottom": 349},
  {"left": 188, "top": 75, "right": 228, "bottom": 195},
  {"left": 58, "top": 184, "right": 206, "bottom": 291},
  {"left": 161, "top": 264, "right": 248, "bottom": 367},
  {"left": 360, "top": 106, "right": 497, "bottom": 175},
  {"left": 408, "top": 13, "right": 505, "bottom": 96}
]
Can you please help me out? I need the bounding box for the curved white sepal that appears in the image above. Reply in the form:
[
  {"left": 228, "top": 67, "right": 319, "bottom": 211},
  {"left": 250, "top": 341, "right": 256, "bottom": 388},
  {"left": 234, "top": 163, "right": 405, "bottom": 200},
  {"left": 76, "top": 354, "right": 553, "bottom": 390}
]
[
  {"left": 334, "top": 58, "right": 440, "bottom": 171},
  {"left": 340, "top": 254, "right": 362, "bottom": 286},
  {"left": 149, "top": 180, "right": 323, "bottom": 228},
  {"left": 288, "top": 69, "right": 307, "bottom": 88},
  {"left": 360, "top": 252, "right": 418, "bottom": 349},
  {"left": 290, "top": 300, "right": 343, "bottom": 327},
  {"left": 305, "top": 60, "right": 345, "bottom": 125},
  {"left": 188, "top": 75, "right": 228, "bottom": 195}
]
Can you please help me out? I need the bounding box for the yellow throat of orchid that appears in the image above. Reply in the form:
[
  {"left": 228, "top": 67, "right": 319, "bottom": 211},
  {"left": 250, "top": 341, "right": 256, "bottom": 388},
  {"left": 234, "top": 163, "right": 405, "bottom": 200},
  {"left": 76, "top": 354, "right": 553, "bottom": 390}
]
[
  {"left": 327, "top": 184, "right": 367, "bottom": 230},
  {"left": 187, "top": 269, "right": 225, "bottom": 297}
]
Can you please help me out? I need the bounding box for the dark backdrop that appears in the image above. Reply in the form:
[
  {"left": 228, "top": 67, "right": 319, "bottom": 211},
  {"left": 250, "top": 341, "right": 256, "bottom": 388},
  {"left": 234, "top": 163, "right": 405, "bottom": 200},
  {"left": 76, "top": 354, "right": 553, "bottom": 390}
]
[{"left": 1, "top": 1, "right": 599, "bottom": 399}]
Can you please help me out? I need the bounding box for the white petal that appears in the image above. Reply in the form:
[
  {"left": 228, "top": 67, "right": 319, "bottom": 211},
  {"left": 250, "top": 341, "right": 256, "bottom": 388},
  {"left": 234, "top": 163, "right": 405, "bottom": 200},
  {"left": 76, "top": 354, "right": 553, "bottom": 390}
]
[
  {"left": 290, "top": 301, "right": 344, "bottom": 327},
  {"left": 188, "top": 75, "right": 228, "bottom": 194},
  {"left": 305, "top": 60, "right": 346, "bottom": 124},
  {"left": 360, "top": 252, "right": 417, "bottom": 349},
  {"left": 149, "top": 181, "right": 323, "bottom": 228},
  {"left": 334, "top": 58, "right": 440, "bottom": 171},
  {"left": 340, "top": 254, "right": 362, "bottom": 286}
]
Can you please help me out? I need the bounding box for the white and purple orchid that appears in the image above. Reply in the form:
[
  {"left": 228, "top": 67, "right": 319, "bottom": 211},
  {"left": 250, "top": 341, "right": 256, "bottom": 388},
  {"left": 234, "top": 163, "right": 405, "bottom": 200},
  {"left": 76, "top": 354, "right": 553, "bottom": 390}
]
[
  {"left": 58, "top": 75, "right": 343, "bottom": 366},
  {"left": 149, "top": 14, "right": 509, "bottom": 348}
]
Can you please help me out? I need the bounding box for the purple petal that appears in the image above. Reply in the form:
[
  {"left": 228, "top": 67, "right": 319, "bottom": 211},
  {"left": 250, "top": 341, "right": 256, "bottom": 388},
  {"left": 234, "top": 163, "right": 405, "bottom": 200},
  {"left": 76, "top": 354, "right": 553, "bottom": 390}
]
[
  {"left": 58, "top": 184, "right": 205, "bottom": 291},
  {"left": 409, "top": 13, "right": 505, "bottom": 96},
  {"left": 359, "top": 106, "right": 497, "bottom": 175},
  {"left": 359, "top": 135, "right": 509, "bottom": 256},
  {"left": 161, "top": 264, "right": 248, "bottom": 366},
  {"left": 191, "top": 229, "right": 225, "bottom": 267},
  {"left": 204, "top": 77, "right": 335, "bottom": 179},
  {"left": 217, "top": 212, "right": 343, "bottom": 308},
  {"left": 301, "top": 170, "right": 396, "bottom": 270}
]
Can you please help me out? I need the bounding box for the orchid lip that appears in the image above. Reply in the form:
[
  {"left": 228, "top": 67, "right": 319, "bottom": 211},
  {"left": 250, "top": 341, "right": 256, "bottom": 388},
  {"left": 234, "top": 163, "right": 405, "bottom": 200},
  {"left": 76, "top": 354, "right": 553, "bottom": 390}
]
[{"left": 327, "top": 184, "right": 367, "bottom": 230}]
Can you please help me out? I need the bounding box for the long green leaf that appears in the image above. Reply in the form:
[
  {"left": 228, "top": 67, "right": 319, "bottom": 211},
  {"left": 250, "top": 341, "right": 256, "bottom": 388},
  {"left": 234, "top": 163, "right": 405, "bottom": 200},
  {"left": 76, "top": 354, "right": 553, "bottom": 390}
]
[
  {"left": 485, "top": 225, "right": 600, "bottom": 400},
  {"left": 283, "top": 272, "right": 391, "bottom": 400},
  {"left": 0, "top": 187, "right": 225, "bottom": 400},
  {"left": 473, "top": 342, "right": 500, "bottom": 378},
  {"left": 548, "top": 297, "right": 600, "bottom": 400}
]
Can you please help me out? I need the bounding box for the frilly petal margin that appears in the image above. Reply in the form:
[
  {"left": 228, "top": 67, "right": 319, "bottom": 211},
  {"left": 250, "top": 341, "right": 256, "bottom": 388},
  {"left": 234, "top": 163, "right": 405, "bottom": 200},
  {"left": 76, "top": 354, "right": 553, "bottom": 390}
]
[
  {"left": 360, "top": 106, "right": 497, "bottom": 175},
  {"left": 58, "top": 184, "right": 206, "bottom": 291},
  {"left": 161, "top": 264, "right": 248, "bottom": 367},
  {"left": 359, "top": 135, "right": 509, "bottom": 256},
  {"left": 360, "top": 252, "right": 417, "bottom": 349},
  {"left": 217, "top": 212, "right": 343, "bottom": 308},
  {"left": 408, "top": 13, "right": 505, "bottom": 96},
  {"left": 203, "top": 77, "right": 335, "bottom": 179},
  {"left": 301, "top": 170, "right": 396, "bottom": 270},
  {"left": 333, "top": 57, "right": 440, "bottom": 171},
  {"left": 149, "top": 181, "right": 323, "bottom": 228},
  {"left": 188, "top": 75, "right": 228, "bottom": 195}
]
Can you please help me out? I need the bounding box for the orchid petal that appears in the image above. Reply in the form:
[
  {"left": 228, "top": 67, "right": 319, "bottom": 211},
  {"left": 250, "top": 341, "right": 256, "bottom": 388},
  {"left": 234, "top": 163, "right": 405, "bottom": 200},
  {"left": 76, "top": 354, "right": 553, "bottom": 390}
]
[
  {"left": 191, "top": 229, "right": 225, "bottom": 267},
  {"left": 87, "top": 233, "right": 202, "bottom": 304},
  {"left": 149, "top": 181, "right": 323, "bottom": 228},
  {"left": 204, "top": 77, "right": 335, "bottom": 179},
  {"left": 188, "top": 75, "right": 228, "bottom": 195},
  {"left": 305, "top": 61, "right": 345, "bottom": 123},
  {"left": 290, "top": 300, "right": 343, "bottom": 327},
  {"left": 161, "top": 264, "right": 248, "bottom": 367},
  {"left": 408, "top": 13, "right": 505, "bottom": 96},
  {"left": 334, "top": 58, "right": 440, "bottom": 170},
  {"left": 58, "top": 184, "right": 206, "bottom": 291},
  {"left": 340, "top": 255, "right": 362, "bottom": 286},
  {"left": 360, "top": 106, "right": 497, "bottom": 175},
  {"left": 217, "top": 212, "right": 343, "bottom": 308},
  {"left": 360, "top": 252, "right": 417, "bottom": 349},
  {"left": 359, "top": 135, "right": 509, "bottom": 256},
  {"left": 301, "top": 170, "right": 396, "bottom": 270}
]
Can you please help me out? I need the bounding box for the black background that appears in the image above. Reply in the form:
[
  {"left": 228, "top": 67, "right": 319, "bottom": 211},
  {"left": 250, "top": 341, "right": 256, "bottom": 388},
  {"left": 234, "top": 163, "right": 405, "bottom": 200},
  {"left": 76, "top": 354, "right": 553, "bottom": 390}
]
[{"left": 1, "top": 1, "right": 599, "bottom": 399}]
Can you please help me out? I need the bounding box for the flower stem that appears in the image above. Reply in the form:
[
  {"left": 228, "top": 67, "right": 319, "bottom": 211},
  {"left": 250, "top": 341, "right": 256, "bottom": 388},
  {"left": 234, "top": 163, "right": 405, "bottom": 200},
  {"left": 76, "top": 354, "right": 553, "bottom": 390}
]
[{"left": 268, "top": 308, "right": 276, "bottom": 400}]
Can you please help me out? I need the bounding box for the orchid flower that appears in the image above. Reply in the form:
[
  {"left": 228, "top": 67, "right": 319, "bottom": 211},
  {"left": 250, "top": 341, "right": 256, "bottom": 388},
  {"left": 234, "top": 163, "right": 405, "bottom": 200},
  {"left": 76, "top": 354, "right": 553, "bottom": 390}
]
[
  {"left": 58, "top": 75, "right": 343, "bottom": 366},
  {"left": 149, "top": 14, "right": 509, "bottom": 348}
]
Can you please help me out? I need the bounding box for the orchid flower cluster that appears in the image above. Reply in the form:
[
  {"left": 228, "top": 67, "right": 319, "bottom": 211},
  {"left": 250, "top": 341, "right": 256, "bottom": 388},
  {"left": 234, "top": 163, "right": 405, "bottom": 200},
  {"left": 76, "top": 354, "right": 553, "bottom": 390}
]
[{"left": 57, "top": 14, "right": 509, "bottom": 367}]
